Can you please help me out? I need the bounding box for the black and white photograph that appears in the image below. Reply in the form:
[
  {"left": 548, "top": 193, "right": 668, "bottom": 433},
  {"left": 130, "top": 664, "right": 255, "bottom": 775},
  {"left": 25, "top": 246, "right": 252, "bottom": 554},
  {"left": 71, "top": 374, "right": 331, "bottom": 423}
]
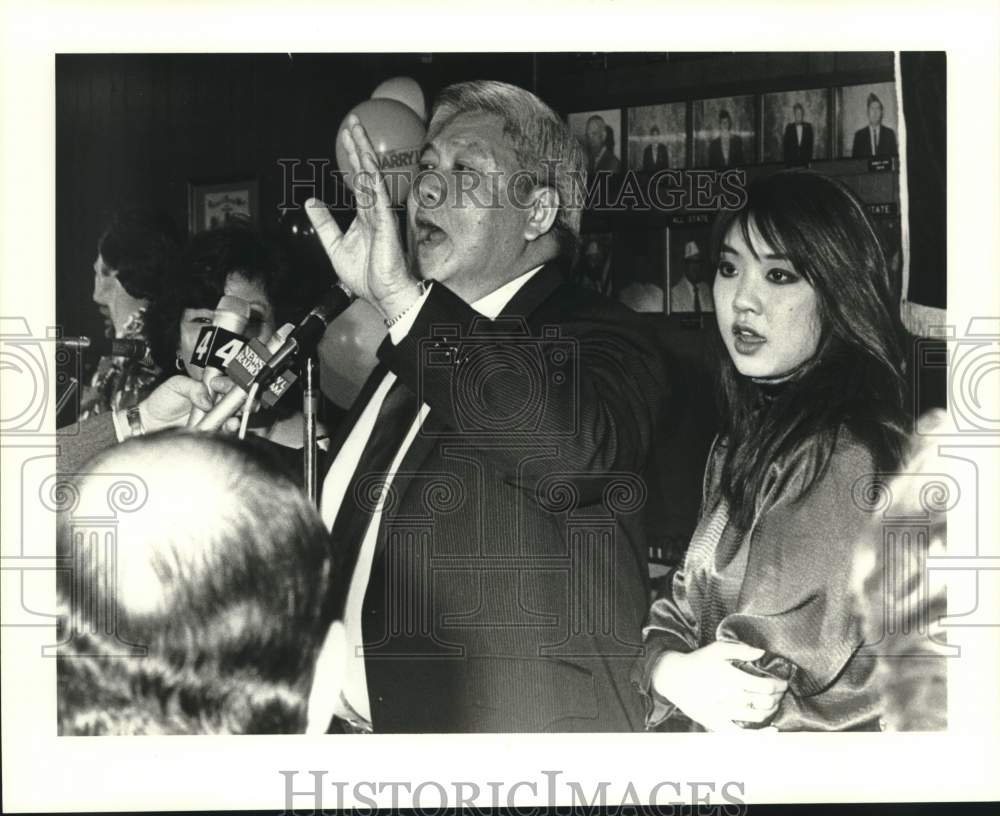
[
  {"left": 188, "top": 177, "right": 259, "bottom": 233},
  {"left": 840, "top": 80, "right": 900, "bottom": 158},
  {"left": 2, "top": 4, "right": 998, "bottom": 812},
  {"left": 762, "top": 88, "right": 829, "bottom": 164},
  {"left": 568, "top": 107, "right": 623, "bottom": 179},
  {"left": 613, "top": 227, "right": 667, "bottom": 313},
  {"left": 572, "top": 231, "right": 614, "bottom": 296},
  {"left": 666, "top": 225, "right": 714, "bottom": 314},
  {"left": 627, "top": 101, "right": 687, "bottom": 172},
  {"left": 692, "top": 94, "right": 756, "bottom": 168}
]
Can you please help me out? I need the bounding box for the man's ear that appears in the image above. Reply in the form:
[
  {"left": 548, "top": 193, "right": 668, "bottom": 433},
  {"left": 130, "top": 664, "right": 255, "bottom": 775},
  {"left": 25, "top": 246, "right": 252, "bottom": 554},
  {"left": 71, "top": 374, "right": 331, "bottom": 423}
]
[
  {"left": 305, "top": 620, "right": 346, "bottom": 734},
  {"left": 523, "top": 187, "right": 560, "bottom": 243}
]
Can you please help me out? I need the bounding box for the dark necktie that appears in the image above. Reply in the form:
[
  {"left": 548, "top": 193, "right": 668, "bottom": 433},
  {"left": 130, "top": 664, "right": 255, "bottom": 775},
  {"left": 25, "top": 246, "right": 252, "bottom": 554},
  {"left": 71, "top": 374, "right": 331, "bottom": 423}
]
[
  {"left": 328, "top": 377, "right": 421, "bottom": 612},
  {"left": 693, "top": 284, "right": 702, "bottom": 314}
]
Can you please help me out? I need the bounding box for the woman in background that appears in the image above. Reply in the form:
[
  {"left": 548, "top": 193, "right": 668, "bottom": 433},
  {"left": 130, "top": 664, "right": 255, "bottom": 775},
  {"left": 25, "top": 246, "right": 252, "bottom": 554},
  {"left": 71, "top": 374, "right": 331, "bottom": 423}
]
[
  {"left": 79, "top": 210, "right": 180, "bottom": 419},
  {"left": 146, "top": 225, "right": 327, "bottom": 453},
  {"left": 634, "top": 170, "right": 911, "bottom": 731}
]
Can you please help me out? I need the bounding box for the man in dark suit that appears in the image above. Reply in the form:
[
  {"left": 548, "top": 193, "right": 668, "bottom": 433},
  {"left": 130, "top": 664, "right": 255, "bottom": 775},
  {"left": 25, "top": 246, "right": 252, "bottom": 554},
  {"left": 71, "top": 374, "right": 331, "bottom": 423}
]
[
  {"left": 782, "top": 103, "right": 814, "bottom": 164},
  {"left": 307, "top": 80, "right": 666, "bottom": 733},
  {"left": 851, "top": 92, "right": 898, "bottom": 158},
  {"left": 708, "top": 110, "right": 744, "bottom": 167},
  {"left": 58, "top": 80, "right": 667, "bottom": 734},
  {"left": 642, "top": 125, "right": 669, "bottom": 172},
  {"left": 585, "top": 113, "right": 622, "bottom": 176}
]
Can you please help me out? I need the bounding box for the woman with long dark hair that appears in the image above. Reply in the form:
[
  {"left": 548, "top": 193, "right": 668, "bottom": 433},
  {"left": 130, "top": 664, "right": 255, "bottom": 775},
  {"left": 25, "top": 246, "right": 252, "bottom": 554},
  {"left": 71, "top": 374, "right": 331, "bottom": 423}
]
[{"left": 634, "top": 169, "right": 911, "bottom": 731}]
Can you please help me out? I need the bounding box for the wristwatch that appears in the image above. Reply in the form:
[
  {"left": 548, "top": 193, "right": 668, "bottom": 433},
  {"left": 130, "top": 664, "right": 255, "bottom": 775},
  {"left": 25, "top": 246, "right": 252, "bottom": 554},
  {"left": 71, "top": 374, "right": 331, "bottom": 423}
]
[{"left": 126, "top": 405, "right": 144, "bottom": 438}]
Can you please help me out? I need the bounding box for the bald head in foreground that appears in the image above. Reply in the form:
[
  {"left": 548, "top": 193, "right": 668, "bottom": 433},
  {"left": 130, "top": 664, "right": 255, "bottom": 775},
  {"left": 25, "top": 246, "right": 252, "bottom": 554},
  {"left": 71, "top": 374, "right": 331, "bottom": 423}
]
[{"left": 56, "top": 432, "right": 344, "bottom": 734}]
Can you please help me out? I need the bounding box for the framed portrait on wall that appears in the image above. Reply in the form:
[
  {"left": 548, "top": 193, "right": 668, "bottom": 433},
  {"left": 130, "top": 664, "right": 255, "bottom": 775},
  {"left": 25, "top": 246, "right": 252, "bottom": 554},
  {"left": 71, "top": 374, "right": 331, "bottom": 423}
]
[
  {"left": 627, "top": 102, "right": 687, "bottom": 172},
  {"left": 187, "top": 177, "right": 259, "bottom": 234},
  {"left": 612, "top": 227, "right": 667, "bottom": 313},
  {"left": 762, "top": 88, "right": 830, "bottom": 164},
  {"left": 666, "top": 220, "right": 714, "bottom": 315},
  {"left": 572, "top": 232, "right": 615, "bottom": 297},
  {"left": 692, "top": 94, "right": 755, "bottom": 168},
  {"left": 838, "top": 81, "right": 899, "bottom": 159},
  {"left": 568, "top": 108, "right": 623, "bottom": 179}
]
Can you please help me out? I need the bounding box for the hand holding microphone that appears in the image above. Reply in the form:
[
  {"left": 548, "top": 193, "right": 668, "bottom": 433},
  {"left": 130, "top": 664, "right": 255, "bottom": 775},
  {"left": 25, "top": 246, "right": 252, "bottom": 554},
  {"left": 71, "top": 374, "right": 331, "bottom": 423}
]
[
  {"left": 194, "top": 324, "right": 295, "bottom": 432},
  {"left": 186, "top": 295, "right": 252, "bottom": 426}
]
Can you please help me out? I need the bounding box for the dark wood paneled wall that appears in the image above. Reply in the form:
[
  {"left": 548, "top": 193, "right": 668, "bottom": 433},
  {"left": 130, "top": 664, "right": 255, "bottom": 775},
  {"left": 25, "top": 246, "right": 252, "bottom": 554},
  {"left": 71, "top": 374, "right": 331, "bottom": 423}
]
[{"left": 55, "top": 53, "right": 537, "bottom": 340}]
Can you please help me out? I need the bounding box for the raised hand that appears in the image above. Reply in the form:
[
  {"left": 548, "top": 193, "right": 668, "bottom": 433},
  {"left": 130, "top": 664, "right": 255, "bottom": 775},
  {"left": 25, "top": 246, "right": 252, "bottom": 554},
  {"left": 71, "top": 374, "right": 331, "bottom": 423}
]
[
  {"left": 651, "top": 640, "right": 788, "bottom": 732},
  {"left": 306, "top": 115, "right": 419, "bottom": 323}
]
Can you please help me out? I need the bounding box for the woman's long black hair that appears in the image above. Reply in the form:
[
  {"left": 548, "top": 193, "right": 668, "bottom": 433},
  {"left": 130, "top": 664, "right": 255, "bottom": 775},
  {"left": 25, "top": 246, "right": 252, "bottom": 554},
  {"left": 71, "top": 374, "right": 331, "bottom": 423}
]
[{"left": 710, "top": 169, "right": 911, "bottom": 530}]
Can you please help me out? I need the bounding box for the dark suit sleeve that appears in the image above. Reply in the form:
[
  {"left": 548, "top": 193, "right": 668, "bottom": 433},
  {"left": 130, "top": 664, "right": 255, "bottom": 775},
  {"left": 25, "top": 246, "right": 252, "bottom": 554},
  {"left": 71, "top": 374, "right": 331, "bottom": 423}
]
[
  {"left": 708, "top": 139, "right": 721, "bottom": 168},
  {"left": 803, "top": 124, "right": 814, "bottom": 160},
  {"left": 883, "top": 127, "right": 898, "bottom": 156},
  {"left": 782, "top": 125, "right": 794, "bottom": 160},
  {"left": 378, "top": 279, "right": 667, "bottom": 505},
  {"left": 852, "top": 128, "right": 867, "bottom": 158},
  {"left": 57, "top": 414, "right": 119, "bottom": 474}
]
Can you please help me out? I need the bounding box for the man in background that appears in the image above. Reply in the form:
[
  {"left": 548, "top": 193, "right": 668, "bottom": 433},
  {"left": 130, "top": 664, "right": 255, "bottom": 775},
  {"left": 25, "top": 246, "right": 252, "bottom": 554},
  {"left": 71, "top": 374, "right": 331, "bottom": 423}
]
[
  {"left": 642, "top": 125, "right": 670, "bottom": 172},
  {"left": 708, "top": 110, "right": 744, "bottom": 168},
  {"left": 585, "top": 113, "right": 622, "bottom": 176},
  {"left": 670, "top": 240, "right": 713, "bottom": 313},
  {"left": 782, "top": 103, "right": 814, "bottom": 164},
  {"left": 852, "top": 92, "right": 898, "bottom": 158}
]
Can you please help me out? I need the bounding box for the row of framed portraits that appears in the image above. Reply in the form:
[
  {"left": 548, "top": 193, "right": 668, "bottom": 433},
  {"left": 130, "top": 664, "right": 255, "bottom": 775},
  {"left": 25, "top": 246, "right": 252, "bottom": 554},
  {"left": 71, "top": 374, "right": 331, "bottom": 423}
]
[
  {"left": 567, "top": 81, "right": 899, "bottom": 174},
  {"left": 574, "top": 206, "right": 902, "bottom": 317}
]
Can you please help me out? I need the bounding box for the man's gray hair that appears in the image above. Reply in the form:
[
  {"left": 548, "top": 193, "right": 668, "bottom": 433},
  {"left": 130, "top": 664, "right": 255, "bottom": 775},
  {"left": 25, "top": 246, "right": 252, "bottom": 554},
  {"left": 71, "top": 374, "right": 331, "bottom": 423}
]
[{"left": 429, "top": 80, "right": 586, "bottom": 260}]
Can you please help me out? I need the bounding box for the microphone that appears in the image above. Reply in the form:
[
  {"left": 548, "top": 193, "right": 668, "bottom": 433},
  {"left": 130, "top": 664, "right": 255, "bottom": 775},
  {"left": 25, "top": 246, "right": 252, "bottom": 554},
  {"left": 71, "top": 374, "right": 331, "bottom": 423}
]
[
  {"left": 194, "top": 324, "right": 295, "bottom": 432},
  {"left": 58, "top": 336, "right": 150, "bottom": 361},
  {"left": 187, "top": 295, "right": 252, "bottom": 426},
  {"left": 254, "top": 281, "right": 354, "bottom": 388}
]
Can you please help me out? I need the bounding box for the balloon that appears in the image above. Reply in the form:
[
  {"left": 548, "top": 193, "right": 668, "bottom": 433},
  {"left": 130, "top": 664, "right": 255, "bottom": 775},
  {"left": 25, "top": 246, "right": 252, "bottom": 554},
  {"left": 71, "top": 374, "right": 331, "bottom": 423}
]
[
  {"left": 317, "top": 299, "right": 386, "bottom": 409},
  {"left": 371, "top": 76, "right": 427, "bottom": 122},
  {"left": 335, "top": 98, "right": 425, "bottom": 207}
]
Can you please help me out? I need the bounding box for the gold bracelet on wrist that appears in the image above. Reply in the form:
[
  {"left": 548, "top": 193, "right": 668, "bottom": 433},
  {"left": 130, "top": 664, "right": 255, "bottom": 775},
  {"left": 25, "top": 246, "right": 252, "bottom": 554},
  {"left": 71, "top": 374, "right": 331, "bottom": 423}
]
[{"left": 384, "top": 280, "right": 431, "bottom": 329}]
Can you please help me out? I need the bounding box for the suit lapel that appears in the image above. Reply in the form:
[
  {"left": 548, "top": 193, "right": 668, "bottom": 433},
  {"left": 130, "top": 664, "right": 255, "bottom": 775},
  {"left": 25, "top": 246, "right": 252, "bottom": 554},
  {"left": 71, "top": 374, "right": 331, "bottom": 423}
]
[
  {"left": 370, "top": 261, "right": 566, "bottom": 559},
  {"left": 496, "top": 260, "right": 565, "bottom": 319},
  {"left": 321, "top": 361, "right": 390, "bottom": 481}
]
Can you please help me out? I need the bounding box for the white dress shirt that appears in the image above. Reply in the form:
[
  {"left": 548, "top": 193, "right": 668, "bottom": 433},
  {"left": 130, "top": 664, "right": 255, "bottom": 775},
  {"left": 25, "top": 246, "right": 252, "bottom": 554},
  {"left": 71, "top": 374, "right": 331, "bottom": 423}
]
[
  {"left": 670, "top": 278, "right": 714, "bottom": 313},
  {"left": 319, "top": 265, "right": 542, "bottom": 727}
]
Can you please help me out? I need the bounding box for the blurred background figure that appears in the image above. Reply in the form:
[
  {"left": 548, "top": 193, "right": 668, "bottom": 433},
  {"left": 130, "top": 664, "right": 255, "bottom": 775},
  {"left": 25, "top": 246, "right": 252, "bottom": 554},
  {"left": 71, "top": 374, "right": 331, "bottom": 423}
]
[
  {"left": 145, "top": 224, "right": 330, "bottom": 451},
  {"left": 78, "top": 210, "right": 181, "bottom": 420},
  {"left": 782, "top": 103, "right": 814, "bottom": 164},
  {"left": 708, "top": 110, "right": 744, "bottom": 168},
  {"left": 642, "top": 125, "right": 670, "bottom": 172},
  {"left": 669, "top": 240, "right": 713, "bottom": 313},
  {"left": 56, "top": 432, "right": 344, "bottom": 735},
  {"left": 572, "top": 233, "right": 614, "bottom": 296},
  {"left": 852, "top": 409, "right": 950, "bottom": 731},
  {"left": 585, "top": 113, "right": 622, "bottom": 177}
]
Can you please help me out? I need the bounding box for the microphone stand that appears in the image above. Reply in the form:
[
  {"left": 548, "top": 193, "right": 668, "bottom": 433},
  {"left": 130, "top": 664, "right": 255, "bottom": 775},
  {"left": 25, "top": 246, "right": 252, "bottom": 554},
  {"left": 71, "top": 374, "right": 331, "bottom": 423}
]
[{"left": 302, "top": 353, "right": 319, "bottom": 506}]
